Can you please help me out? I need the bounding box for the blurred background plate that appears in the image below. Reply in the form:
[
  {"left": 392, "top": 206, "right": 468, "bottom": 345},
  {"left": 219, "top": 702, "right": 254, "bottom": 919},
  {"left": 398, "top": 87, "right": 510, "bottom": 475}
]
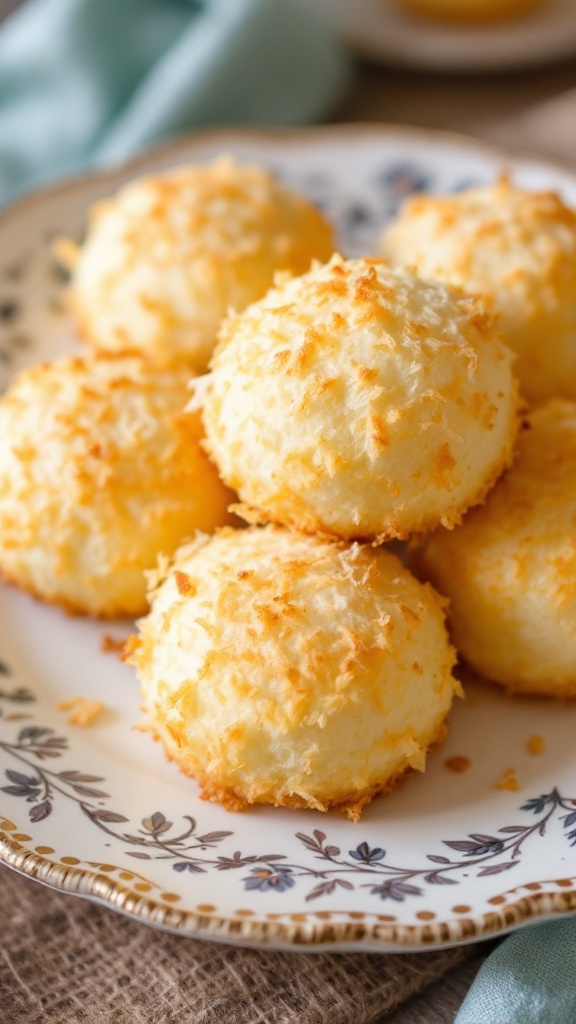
[{"left": 310, "top": 0, "right": 576, "bottom": 71}]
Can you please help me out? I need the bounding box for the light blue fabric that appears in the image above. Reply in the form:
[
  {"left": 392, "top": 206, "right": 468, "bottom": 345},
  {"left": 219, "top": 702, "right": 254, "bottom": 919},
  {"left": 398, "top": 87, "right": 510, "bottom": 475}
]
[
  {"left": 456, "top": 919, "right": 576, "bottom": 1024},
  {"left": 0, "top": 0, "right": 351, "bottom": 203}
]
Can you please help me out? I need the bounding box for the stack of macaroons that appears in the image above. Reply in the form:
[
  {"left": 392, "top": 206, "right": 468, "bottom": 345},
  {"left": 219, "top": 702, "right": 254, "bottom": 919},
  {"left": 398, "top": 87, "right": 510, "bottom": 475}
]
[
  {"left": 5, "top": 153, "right": 567, "bottom": 822},
  {"left": 382, "top": 179, "right": 576, "bottom": 697},
  {"left": 130, "top": 250, "right": 521, "bottom": 818},
  {"left": 0, "top": 157, "right": 335, "bottom": 619}
]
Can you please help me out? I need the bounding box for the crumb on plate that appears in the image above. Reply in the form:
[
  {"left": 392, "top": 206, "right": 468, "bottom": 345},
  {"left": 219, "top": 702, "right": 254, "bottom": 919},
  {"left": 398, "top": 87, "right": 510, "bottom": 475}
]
[
  {"left": 57, "top": 696, "right": 105, "bottom": 727},
  {"left": 100, "top": 634, "right": 128, "bottom": 655},
  {"left": 527, "top": 735, "right": 546, "bottom": 755},
  {"left": 121, "top": 635, "right": 140, "bottom": 662},
  {"left": 494, "top": 767, "right": 520, "bottom": 792},
  {"left": 444, "top": 755, "right": 471, "bottom": 773}
]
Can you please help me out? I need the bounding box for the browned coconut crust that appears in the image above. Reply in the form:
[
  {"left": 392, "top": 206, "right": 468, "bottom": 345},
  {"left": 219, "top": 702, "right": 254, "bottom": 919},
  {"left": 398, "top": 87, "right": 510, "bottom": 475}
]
[
  {"left": 0, "top": 569, "right": 147, "bottom": 621},
  {"left": 140, "top": 715, "right": 450, "bottom": 822}
]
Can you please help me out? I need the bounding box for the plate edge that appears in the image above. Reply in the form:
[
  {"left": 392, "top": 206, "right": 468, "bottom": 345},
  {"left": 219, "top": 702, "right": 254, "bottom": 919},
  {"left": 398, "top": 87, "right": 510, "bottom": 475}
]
[
  {"left": 2, "top": 829, "right": 576, "bottom": 950},
  {"left": 1, "top": 122, "right": 576, "bottom": 231}
]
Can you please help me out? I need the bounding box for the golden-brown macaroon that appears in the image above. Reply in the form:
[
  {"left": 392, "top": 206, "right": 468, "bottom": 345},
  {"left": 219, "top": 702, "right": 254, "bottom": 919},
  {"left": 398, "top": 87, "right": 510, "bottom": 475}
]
[
  {"left": 130, "top": 525, "right": 460, "bottom": 820},
  {"left": 201, "top": 255, "right": 519, "bottom": 542},
  {"left": 0, "top": 354, "right": 235, "bottom": 617},
  {"left": 412, "top": 400, "right": 576, "bottom": 697},
  {"left": 381, "top": 179, "right": 576, "bottom": 405},
  {"left": 60, "top": 157, "right": 335, "bottom": 372},
  {"left": 394, "top": 0, "right": 544, "bottom": 23}
]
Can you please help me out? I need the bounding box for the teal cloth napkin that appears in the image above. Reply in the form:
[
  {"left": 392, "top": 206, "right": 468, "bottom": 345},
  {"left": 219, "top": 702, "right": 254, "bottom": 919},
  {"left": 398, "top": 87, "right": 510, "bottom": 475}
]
[
  {"left": 456, "top": 919, "right": 576, "bottom": 1024},
  {"left": 0, "top": 0, "right": 351, "bottom": 203}
]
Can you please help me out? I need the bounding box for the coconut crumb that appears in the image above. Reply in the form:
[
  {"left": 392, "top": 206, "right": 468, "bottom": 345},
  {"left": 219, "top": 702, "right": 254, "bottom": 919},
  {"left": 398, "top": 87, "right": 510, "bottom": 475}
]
[
  {"left": 100, "top": 634, "right": 128, "bottom": 655},
  {"left": 527, "top": 735, "right": 546, "bottom": 755},
  {"left": 494, "top": 767, "right": 520, "bottom": 792},
  {"left": 133, "top": 719, "right": 153, "bottom": 734},
  {"left": 444, "top": 755, "right": 471, "bottom": 774},
  {"left": 174, "top": 570, "right": 194, "bottom": 595},
  {"left": 121, "top": 635, "right": 140, "bottom": 662},
  {"left": 57, "top": 696, "right": 105, "bottom": 727}
]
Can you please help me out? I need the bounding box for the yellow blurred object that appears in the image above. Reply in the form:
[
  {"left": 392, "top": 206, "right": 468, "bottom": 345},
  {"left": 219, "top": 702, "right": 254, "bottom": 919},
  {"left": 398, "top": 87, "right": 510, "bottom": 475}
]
[{"left": 394, "top": 0, "right": 544, "bottom": 23}]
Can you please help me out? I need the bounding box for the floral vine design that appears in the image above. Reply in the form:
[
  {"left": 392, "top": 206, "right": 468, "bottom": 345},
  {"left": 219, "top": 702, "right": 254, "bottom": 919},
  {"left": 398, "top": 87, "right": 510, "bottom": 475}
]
[
  {"left": 1, "top": 662, "right": 575, "bottom": 905},
  {"left": 0, "top": 665, "right": 237, "bottom": 857},
  {"left": 278, "top": 800, "right": 576, "bottom": 901},
  {"left": 0, "top": 658, "right": 35, "bottom": 705}
]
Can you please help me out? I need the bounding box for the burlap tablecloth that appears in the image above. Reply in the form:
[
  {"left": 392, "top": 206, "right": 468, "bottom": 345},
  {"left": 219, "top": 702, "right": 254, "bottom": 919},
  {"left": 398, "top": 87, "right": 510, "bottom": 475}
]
[
  {"left": 1, "top": 4, "right": 576, "bottom": 1022},
  {"left": 1, "top": 869, "right": 489, "bottom": 1024}
]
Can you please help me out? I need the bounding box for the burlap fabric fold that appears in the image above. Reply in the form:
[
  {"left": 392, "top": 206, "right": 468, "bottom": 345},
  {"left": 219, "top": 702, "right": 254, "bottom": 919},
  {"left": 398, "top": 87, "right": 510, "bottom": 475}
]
[{"left": 1, "top": 870, "right": 484, "bottom": 1024}]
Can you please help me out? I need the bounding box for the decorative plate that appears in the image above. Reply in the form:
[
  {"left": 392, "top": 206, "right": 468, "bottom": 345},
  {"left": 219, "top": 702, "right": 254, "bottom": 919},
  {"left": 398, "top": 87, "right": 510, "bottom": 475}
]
[
  {"left": 1, "top": 125, "right": 576, "bottom": 953},
  {"left": 310, "top": 0, "right": 576, "bottom": 72}
]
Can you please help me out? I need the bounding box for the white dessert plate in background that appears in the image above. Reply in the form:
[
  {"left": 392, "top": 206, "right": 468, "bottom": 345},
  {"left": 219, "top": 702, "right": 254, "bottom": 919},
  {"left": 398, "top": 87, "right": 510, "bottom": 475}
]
[
  {"left": 310, "top": 0, "right": 576, "bottom": 72},
  {"left": 1, "top": 125, "right": 576, "bottom": 952}
]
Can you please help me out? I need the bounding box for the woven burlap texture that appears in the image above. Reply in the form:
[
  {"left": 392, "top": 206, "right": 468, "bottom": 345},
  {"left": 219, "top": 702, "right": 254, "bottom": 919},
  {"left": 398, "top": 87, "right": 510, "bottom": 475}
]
[{"left": 0, "top": 869, "right": 481, "bottom": 1024}]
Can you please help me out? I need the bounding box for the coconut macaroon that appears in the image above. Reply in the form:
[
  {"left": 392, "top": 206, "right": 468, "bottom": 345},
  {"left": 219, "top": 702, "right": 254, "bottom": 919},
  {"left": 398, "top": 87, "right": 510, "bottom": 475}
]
[
  {"left": 412, "top": 400, "right": 576, "bottom": 697},
  {"left": 129, "top": 526, "right": 459, "bottom": 820},
  {"left": 381, "top": 179, "right": 576, "bottom": 405},
  {"left": 60, "top": 157, "right": 335, "bottom": 372},
  {"left": 0, "top": 355, "right": 235, "bottom": 617},
  {"left": 201, "top": 255, "right": 519, "bottom": 542}
]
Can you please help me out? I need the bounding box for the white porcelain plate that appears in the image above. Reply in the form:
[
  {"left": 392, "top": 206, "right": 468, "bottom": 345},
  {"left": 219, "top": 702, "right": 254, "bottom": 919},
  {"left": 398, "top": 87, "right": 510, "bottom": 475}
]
[
  {"left": 1, "top": 125, "right": 576, "bottom": 953},
  {"left": 311, "top": 0, "right": 576, "bottom": 72}
]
